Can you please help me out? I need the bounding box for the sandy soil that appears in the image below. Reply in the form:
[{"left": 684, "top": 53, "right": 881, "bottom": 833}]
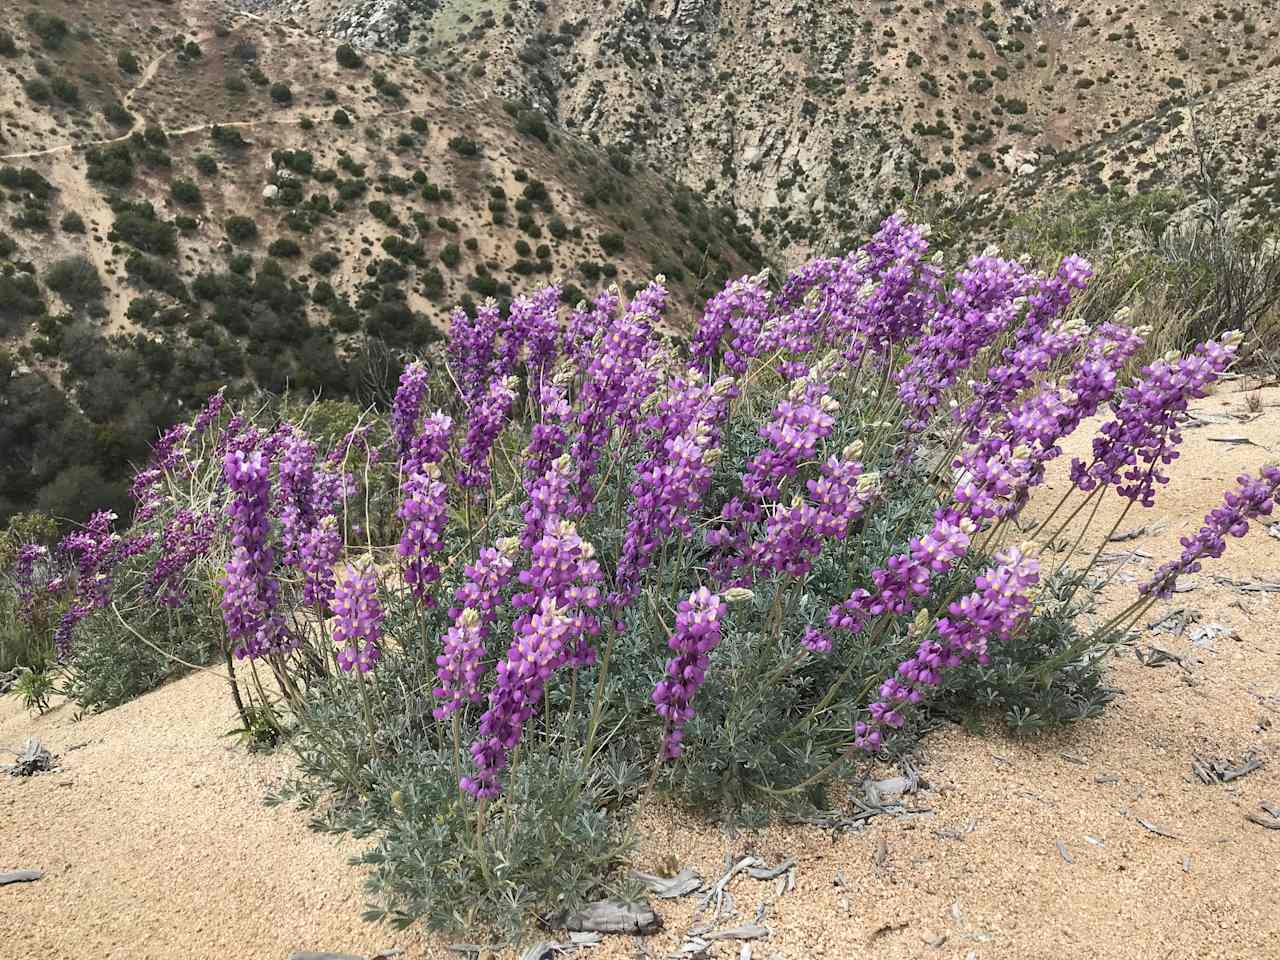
[{"left": 3, "top": 380, "right": 1280, "bottom": 960}]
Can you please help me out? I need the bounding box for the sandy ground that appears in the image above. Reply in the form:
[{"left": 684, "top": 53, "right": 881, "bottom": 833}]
[{"left": 3, "top": 380, "right": 1280, "bottom": 960}]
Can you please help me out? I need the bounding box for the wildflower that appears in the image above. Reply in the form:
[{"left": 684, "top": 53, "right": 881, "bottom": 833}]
[
  {"left": 149, "top": 510, "right": 218, "bottom": 608},
  {"left": 391, "top": 361, "right": 430, "bottom": 462},
  {"left": 1142, "top": 466, "right": 1280, "bottom": 597},
  {"left": 332, "top": 564, "right": 384, "bottom": 673},
  {"left": 220, "top": 449, "right": 288, "bottom": 659},
  {"left": 398, "top": 463, "right": 449, "bottom": 604},
  {"left": 652, "top": 587, "right": 728, "bottom": 759},
  {"left": 1072, "top": 332, "right": 1239, "bottom": 506},
  {"left": 459, "top": 376, "right": 519, "bottom": 490},
  {"left": 854, "top": 546, "right": 1040, "bottom": 750}
]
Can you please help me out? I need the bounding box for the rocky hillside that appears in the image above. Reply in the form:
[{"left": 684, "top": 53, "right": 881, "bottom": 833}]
[
  {"left": 260, "top": 0, "right": 1280, "bottom": 260},
  {"left": 0, "top": 0, "right": 760, "bottom": 523}
]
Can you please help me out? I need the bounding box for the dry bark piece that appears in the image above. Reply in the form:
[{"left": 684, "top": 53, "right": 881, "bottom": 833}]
[
  {"left": 1245, "top": 801, "right": 1280, "bottom": 830},
  {"left": 1136, "top": 818, "right": 1178, "bottom": 839},
  {"left": 632, "top": 866, "right": 702, "bottom": 899},
  {"left": 563, "top": 899, "right": 661, "bottom": 935},
  {"left": 5, "top": 737, "right": 54, "bottom": 777},
  {"left": 0, "top": 869, "right": 44, "bottom": 885},
  {"left": 707, "top": 925, "right": 769, "bottom": 941},
  {"left": 746, "top": 858, "right": 794, "bottom": 881},
  {"left": 1054, "top": 840, "right": 1073, "bottom": 864},
  {"left": 1191, "top": 753, "right": 1262, "bottom": 785}
]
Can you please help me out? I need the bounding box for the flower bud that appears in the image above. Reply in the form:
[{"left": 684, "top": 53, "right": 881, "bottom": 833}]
[
  {"left": 1222, "top": 329, "right": 1244, "bottom": 347},
  {"left": 496, "top": 536, "right": 521, "bottom": 557},
  {"left": 702, "top": 447, "right": 723, "bottom": 466},
  {"left": 723, "top": 587, "right": 755, "bottom": 603},
  {"left": 910, "top": 608, "right": 932, "bottom": 635},
  {"left": 390, "top": 790, "right": 404, "bottom": 814},
  {"left": 459, "top": 608, "right": 481, "bottom": 628},
  {"left": 843, "top": 439, "right": 864, "bottom": 460}
]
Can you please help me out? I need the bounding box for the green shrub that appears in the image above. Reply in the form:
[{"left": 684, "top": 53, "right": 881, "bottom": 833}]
[
  {"left": 310, "top": 251, "right": 339, "bottom": 275},
  {"left": 268, "top": 237, "right": 302, "bottom": 258},
  {"left": 225, "top": 215, "right": 258, "bottom": 244},
  {"left": 170, "top": 178, "right": 202, "bottom": 206},
  {"left": 50, "top": 76, "right": 79, "bottom": 104},
  {"left": 448, "top": 135, "right": 480, "bottom": 158},
  {"left": 439, "top": 243, "right": 462, "bottom": 268},
  {"left": 194, "top": 154, "right": 218, "bottom": 176},
  {"left": 60, "top": 211, "right": 85, "bottom": 234},
  {"left": 598, "top": 232, "right": 625, "bottom": 256},
  {"left": 270, "top": 82, "right": 293, "bottom": 105},
  {"left": 23, "top": 78, "right": 50, "bottom": 103},
  {"left": 117, "top": 49, "right": 140, "bottom": 74},
  {"left": 110, "top": 202, "right": 177, "bottom": 255},
  {"left": 103, "top": 101, "right": 134, "bottom": 128},
  {"left": 45, "top": 255, "right": 104, "bottom": 304},
  {"left": 0, "top": 30, "right": 16, "bottom": 57},
  {"left": 25, "top": 12, "right": 69, "bottom": 50},
  {"left": 336, "top": 43, "right": 363, "bottom": 69},
  {"left": 332, "top": 108, "right": 351, "bottom": 127}
]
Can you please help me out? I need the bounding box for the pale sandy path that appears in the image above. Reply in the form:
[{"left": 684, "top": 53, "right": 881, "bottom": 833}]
[{"left": 2, "top": 381, "right": 1279, "bottom": 960}]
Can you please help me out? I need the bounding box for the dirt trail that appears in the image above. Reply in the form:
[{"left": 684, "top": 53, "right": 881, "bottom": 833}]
[{"left": 2, "top": 381, "right": 1279, "bottom": 960}]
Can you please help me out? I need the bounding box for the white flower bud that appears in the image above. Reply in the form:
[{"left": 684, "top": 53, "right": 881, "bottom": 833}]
[
  {"left": 459, "top": 608, "right": 481, "bottom": 627},
  {"left": 723, "top": 587, "right": 755, "bottom": 603}
]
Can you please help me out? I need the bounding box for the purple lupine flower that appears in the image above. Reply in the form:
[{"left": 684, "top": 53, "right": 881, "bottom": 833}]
[
  {"left": 433, "top": 537, "right": 520, "bottom": 719},
  {"left": 327, "top": 423, "right": 377, "bottom": 466},
  {"left": 299, "top": 515, "right": 342, "bottom": 610},
  {"left": 511, "top": 519, "right": 603, "bottom": 669},
  {"left": 1142, "top": 466, "right": 1280, "bottom": 598},
  {"left": 332, "top": 564, "right": 384, "bottom": 673},
  {"left": 391, "top": 361, "right": 430, "bottom": 462},
  {"left": 191, "top": 388, "right": 226, "bottom": 437},
  {"left": 463, "top": 596, "right": 573, "bottom": 797},
  {"left": 13, "top": 544, "right": 50, "bottom": 621},
  {"left": 398, "top": 463, "right": 449, "bottom": 604},
  {"left": 854, "top": 546, "right": 1040, "bottom": 751},
  {"left": 563, "top": 284, "right": 667, "bottom": 514},
  {"left": 652, "top": 587, "right": 727, "bottom": 759},
  {"left": 130, "top": 423, "right": 191, "bottom": 522},
  {"left": 511, "top": 283, "right": 562, "bottom": 384},
  {"left": 523, "top": 384, "right": 571, "bottom": 483},
  {"left": 220, "top": 449, "right": 288, "bottom": 659},
  {"left": 612, "top": 374, "right": 737, "bottom": 611},
  {"left": 954, "top": 257, "right": 1093, "bottom": 442},
  {"left": 827, "top": 509, "right": 977, "bottom": 636},
  {"left": 742, "top": 377, "right": 838, "bottom": 502},
  {"left": 562, "top": 287, "right": 620, "bottom": 362},
  {"left": 459, "top": 376, "right": 518, "bottom": 490},
  {"left": 520, "top": 454, "right": 577, "bottom": 549},
  {"left": 896, "top": 253, "right": 1038, "bottom": 435},
  {"left": 448, "top": 298, "right": 504, "bottom": 406},
  {"left": 690, "top": 273, "right": 771, "bottom": 374},
  {"left": 149, "top": 510, "right": 218, "bottom": 608},
  {"left": 1071, "top": 332, "right": 1240, "bottom": 507},
  {"left": 748, "top": 453, "right": 876, "bottom": 581}
]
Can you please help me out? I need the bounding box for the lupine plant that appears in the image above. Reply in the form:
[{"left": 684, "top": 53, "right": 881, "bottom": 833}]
[{"left": 3, "top": 212, "right": 1273, "bottom": 942}]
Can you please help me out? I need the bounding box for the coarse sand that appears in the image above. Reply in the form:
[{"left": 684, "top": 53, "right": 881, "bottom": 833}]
[{"left": 2, "top": 381, "right": 1279, "bottom": 960}]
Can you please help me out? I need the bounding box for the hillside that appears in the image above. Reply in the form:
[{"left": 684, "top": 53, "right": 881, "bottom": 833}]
[
  {"left": 264, "top": 0, "right": 1280, "bottom": 259},
  {"left": 0, "top": 0, "right": 761, "bottom": 524}
]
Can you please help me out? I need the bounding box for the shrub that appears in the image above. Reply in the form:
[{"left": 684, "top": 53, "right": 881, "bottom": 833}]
[
  {"left": 224, "top": 215, "right": 258, "bottom": 244},
  {"left": 23, "top": 78, "right": 50, "bottom": 103},
  {"left": 336, "top": 43, "right": 363, "bottom": 69},
  {"left": 270, "top": 82, "right": 293, "bottom": 105},
  {"left": 110, "top": 202, "right": 177, "bottom": 255},
  {"left": 117, "top": 49, "right": 140, "bottom": 74},
  {"left": 26, "top": 12, "right": 69, "bottom": 50},
  {"left": 103, "top": 102, "right": 134, "bottom": 128},
  {"left": 60, "top": 211, "right": 85, "bottom": 233},
  {"left": 332, "top": 109, "right": 351, "bottom": 127},
  {"left": 599, "top": 231, "right": 625, "bottom": 256},
  {"left": 170, "top": 178, "right": 202, "bottom": 206},
  {"left": 268, "top": 237, "right": 302, "bottom": 258},
  {"left": 49, "top": 76, "right": 79, "bottom": 104},
  {"left": 194, "top": 154, "right": 218, "bottom": 176},
  {"left": 439, "top": 243, "right": 462, "bottom": 268},
  {"left": 0, "top": 30, "right": 16, "bottom": 57},
  {"left": 45, "top": 255, "right": 104, "bottom": 304},
  {"left": 448, "top": 135, "right": 480, "bottom": 158},
  {"left": 310, "top": 251, "right": 339, "bottom": 275}
]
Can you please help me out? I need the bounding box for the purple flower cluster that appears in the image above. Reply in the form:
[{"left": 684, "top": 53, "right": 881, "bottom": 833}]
[
  {"left": 398, "top": 464, "right": 449, "bottom": 604},
  {"left": 391, "top": 362, "right": 430, "bottom": 462},
  {"left": 854, "top": 546, "right": 1040, "bottom": 751},
  {"left": 433, "top": 537, "right": 520, "bottom": 719},
  {"left": 896, "top": 254, "right": 1039, "bottom": 434},
  {"left": 332, "top": 565, "right": 384, "bottom": 673},
  {"left": 742, "top": 377, "right": 838, "bottom": 502},
  {"left": 220, "top": 450, "right": 288, "bottom": 660},
  {"left": 613, "top": 374, "right": 736, "bottom": 611},
  {"left": 1072, "top": 332, "right": 1240, "bottom": 506},
  {"left": 149, "top": 510, "right": 217, "bottom": 608},
  {"left": 463, "top": 522, "right": 602, "bottom": 796},
  {"left": 690, "top": 273, "right": 770, "bottom": 374},
  {"left": 130, "top": 423, "right": 191, "bottom": 522},
  {"left": 13, "top": 543, "right": 50, "bottom": 621},
  {"left": 652, "top": 587, "right": 727, "bottom": 759},
  {"left": 458, "top": 376, "right": 518, "bottom": 490},
  {"left": 1141, "top": 466, "right": 1280, "bottom": 597}
]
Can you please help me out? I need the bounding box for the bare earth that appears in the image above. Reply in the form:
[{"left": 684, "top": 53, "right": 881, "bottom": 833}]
[{"left": 3, "top": 381, "right": 1279, "bottom": 960}]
